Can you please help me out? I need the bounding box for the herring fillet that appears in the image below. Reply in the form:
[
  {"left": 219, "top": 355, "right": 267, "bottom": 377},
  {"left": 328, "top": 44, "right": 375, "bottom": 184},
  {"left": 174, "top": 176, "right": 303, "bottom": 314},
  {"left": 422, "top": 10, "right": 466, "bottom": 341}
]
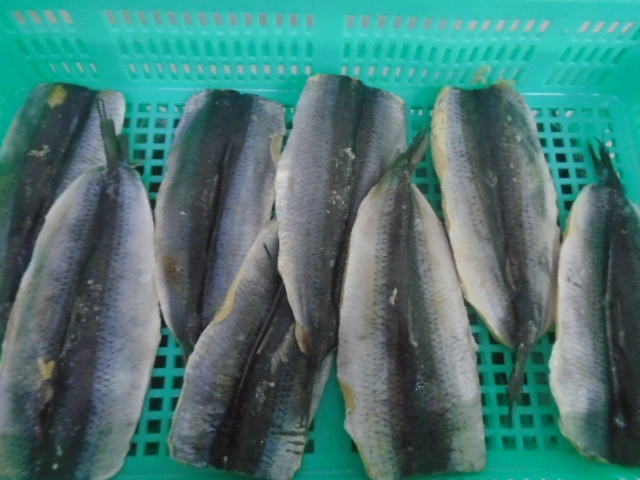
[
  {"left": 170, "top": 220, "right": 327, "bottom": 480},
  {"left": 431, "top": 84, "right": 560, "bottom": 410},
  {"left": 0, "top": 159, "right": 160, "bottom": 479},
  {"left": 169, "top": 221, "right": 282, "bottom": 468},
  {"left": 155, "top": 90, "right": 285, "bottom": 358},
  {"left": 275, "top": 74, "right": 407, "bottom": 362},
  {"left": 550, "top": 144, "right": 640, "bottom": 465},
  {"left": 338, "top": 131, "right": 485, "bottom": 480},
  {"left": 0, "top": 83, "right": 95, "bottom": 335}
]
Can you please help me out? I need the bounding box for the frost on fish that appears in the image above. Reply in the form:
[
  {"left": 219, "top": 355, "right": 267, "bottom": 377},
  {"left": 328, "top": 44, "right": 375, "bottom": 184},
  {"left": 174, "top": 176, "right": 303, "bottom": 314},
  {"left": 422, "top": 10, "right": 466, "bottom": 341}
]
[
  {"left": 155, "top": 90, "right": 285, "bottom": 358},
  {"left": 170, "top": 221, "right": 329, "bottom": 480},
  {"left": 275, "top": 74, "right": 407, "bottom": 365},
  {"left": 338, "top": 130, "right": 486, "bottom": 480},
  {"left": 431, "top": 83, "right": 560, "bottom": 413},
  {"left": 550, "top": 142, "right": 640, "bottom": 466}
]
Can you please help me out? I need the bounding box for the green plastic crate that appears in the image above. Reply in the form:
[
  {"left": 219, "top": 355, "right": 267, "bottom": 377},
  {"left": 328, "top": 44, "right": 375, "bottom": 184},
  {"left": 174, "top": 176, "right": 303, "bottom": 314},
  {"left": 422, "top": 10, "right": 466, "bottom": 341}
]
[{"left": 1, "top": 0, "right": 640, "bottom": 478}]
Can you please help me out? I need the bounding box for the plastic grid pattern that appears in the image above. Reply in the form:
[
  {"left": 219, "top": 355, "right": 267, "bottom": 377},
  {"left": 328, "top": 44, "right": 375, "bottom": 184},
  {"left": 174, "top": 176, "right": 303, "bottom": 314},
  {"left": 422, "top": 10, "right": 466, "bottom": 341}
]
[
  {"left": 341, "top": 15, "right": 551, "bottom": 87},
  {"left": 105, "top": 10, "right": 315, "bottom": 85},
  {"left": 1, "top": 3, "right": 640, "bottom": 97},
  {"left": 0, "top": 1, "right": 640, "bottom": 479},
  {"left": 0, "top": 9, "right": 100, "bottom": 81}
]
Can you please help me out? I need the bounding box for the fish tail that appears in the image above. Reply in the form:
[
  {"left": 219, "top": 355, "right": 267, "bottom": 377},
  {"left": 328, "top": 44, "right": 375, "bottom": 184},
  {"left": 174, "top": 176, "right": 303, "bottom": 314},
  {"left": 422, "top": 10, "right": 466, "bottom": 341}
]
[
  {"left": 508, "top": 343, "right": 533, "bottom": 420},
  {"left": 386, "top": 127, "right": 430, "bottom": 181},
  {"left": 97, "top": 98, "right": 128, "bottom": 170},
  {"left": 405, "top": 127, "right": 430, "bottom": 173},
  {"left": 589, "top": 138, "right": 622, "bottom": 190}
]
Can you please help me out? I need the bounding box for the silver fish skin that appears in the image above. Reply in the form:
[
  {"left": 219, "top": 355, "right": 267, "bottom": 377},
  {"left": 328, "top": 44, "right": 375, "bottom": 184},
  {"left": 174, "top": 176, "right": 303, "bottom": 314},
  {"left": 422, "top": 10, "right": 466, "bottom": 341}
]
[
  {"left": 155, "top": 90, "right": 285, "bottom": 358},
  {"left": 550, "top": 143, "right": 640, "bottom": 466},
  {"left": 275, "top": 74, "right": 407, "bottom": 364},
  {"left": 338, "top": 130, "right": 486, "bottom": 480},
  {"left": 0, "top": 83, "right": 96, "bottom": 336},
  {"left": 170, "top": 220, "right": 330, "bottom": 480},
  {"left": 431, "top": 84, "right": 560, "bottom": 411},
  {"left": 0, "top": 159, "right": 160, "bottom": 479}
]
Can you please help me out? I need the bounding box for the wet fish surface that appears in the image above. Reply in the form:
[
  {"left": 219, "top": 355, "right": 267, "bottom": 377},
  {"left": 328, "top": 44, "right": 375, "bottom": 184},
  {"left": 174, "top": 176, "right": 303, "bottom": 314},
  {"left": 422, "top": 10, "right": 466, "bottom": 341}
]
[
  {"left": 155, "top": 90, "right": 285, "bottom": 358},
  {"left": 170, "top": 220, "right": 330, "bottom": 480},
  {"left": 338, "top": 131, "right": 486, "bottom": 480},
  {"left": 0, "top": 115, "right": 160, "bottom": 480},
  {"left": 431, "top": 83, "right": 560, "bottom": 411},
  {"left": 0, "top": 84, "right": 125, "bottom": 337},
  {"left": 275, "top": 74, "right": 407, "bottom": 364},
  {"left": 550, "top": 142, "right": 640, "bottom": 465}
]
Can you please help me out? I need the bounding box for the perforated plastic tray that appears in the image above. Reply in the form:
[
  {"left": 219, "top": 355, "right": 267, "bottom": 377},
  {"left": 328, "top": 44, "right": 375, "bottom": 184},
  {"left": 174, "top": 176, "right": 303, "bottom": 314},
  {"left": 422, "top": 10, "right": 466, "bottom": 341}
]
[{"left": 1, "top": 1, "right": 640, "bottom": 479}]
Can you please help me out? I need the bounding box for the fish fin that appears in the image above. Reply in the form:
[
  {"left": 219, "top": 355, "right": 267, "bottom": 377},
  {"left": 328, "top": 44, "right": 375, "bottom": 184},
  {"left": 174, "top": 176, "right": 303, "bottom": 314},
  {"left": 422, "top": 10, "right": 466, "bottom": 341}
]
[
  {"left": 508, "top": 343, "right": 532, "bottom": 420},
  {"left": 589, "top": 138, "right": 622, "bottom": 190}
]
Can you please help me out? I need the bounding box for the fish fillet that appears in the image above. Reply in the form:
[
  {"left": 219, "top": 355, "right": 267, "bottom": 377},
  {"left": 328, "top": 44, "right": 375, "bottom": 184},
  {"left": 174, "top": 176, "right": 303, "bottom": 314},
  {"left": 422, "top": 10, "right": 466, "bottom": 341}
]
[
  {"left": 0, "top": 117, "right": 160, "bottom": 480},
  {"left": 155, "top": 90, "right": 285, "bottom": 358},
  {"left": 275, "top": 74, "right": 407, "bottom": 363},
  {"left": 550, "top": 142, "right": 640, "bottom": 465},
  {"left": 338, "top": 130, "right": 485, "bottom": 480},
  {"left": 170, "top": 220, "right": 330, "bottom": 480},
  {"left": 431, "top": 84, "right": 560, "bottom": 410},
  {"left": 0, "top": 83, "right": 98, "bottom": 336}
]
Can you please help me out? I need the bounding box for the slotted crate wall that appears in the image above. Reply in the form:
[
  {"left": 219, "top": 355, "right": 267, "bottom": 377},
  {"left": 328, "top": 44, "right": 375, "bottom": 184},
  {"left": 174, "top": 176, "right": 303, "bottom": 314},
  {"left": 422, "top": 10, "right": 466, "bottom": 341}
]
[{"left": 1, "top": 1, "right": 640, "bottom": 479}]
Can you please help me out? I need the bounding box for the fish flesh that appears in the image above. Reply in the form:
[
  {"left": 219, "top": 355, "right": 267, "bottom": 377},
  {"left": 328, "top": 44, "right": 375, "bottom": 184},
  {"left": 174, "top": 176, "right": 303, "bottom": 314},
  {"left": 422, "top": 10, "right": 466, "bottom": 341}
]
[
  {"left": 431, "top": 83, "right": 560, "bottom": 411},
  {"left": 170, "top": 220, "right": 330, "bottom": 480},
  {"left": 338, "top": 130, "right": 486, "bottom": 480},
  {"left": 0, "top": 112, "right": 160, "bottom": 479},
  {"left": 550, "top": 142, "right": 640, "bottom": 465},
  {"left": 275, "top": 74, "right": 407, "bottom": 364},
  {"left": 0, "top": 84, "right": 125, "bottom": 337},
  {"left": 155, "top": 90, "right": 285, "bottom": 358}
]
